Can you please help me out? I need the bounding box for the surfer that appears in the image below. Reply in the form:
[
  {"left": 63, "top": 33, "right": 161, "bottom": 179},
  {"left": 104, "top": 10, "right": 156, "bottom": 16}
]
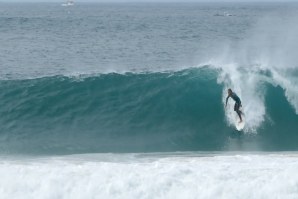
[{"left": 225, "top": 88, "right": 243, "bottom": 123}]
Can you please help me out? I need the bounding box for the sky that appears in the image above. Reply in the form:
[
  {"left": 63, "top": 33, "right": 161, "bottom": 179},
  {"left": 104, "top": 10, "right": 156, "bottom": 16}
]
[{"left": 1, "top": 0, "right": 298, "bottom": 2}]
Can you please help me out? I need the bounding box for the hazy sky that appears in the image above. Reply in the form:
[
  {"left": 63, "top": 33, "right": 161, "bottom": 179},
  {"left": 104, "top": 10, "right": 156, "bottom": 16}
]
[{"left": 0, "top": 0, "right": 298, "bottom": 2}]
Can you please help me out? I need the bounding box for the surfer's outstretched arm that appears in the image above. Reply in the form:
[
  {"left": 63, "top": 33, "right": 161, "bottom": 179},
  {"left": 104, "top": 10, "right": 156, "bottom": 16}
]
[{"left": 225, "top": 96, "right": 230, "bottom": 107}]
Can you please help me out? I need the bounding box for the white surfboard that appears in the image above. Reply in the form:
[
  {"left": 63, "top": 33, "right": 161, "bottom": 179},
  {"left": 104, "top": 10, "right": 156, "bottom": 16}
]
[{"left": 235, "top": 114, "right": 245, "bottom": 131}]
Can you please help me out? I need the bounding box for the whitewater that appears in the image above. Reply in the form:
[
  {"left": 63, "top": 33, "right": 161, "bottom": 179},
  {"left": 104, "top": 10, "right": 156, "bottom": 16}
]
[
  {"left": 0, "top": 2, "right": 298, "bottom": 198},
  {"left": 1, "top": 153, "right": 298, "bottom": 199}
]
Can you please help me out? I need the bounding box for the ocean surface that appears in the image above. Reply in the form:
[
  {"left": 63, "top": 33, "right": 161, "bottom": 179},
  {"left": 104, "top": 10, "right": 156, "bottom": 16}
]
[{"left": 0, "top": 2, "right": 298, "bottom": 198}]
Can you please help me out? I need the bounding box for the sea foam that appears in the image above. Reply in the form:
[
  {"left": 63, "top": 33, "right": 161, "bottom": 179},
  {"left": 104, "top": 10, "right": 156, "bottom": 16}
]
[{"left": 0, "top": 153, "right": 297, "bottom": 199}]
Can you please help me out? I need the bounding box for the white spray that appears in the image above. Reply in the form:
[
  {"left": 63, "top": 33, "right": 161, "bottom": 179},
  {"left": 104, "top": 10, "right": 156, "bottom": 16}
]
[{"left": 203, "top": 14, "right": 298, "bottom": 133}]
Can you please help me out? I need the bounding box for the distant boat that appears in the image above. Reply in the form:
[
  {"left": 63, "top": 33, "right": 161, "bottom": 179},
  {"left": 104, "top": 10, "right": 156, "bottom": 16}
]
[{"left": 62, "top": 0, "right": 74, "bottom": 7}]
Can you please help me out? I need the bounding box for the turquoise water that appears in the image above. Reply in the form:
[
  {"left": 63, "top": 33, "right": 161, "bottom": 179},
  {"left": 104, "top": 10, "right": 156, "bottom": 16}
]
[
  {"left": 0, "top": 68, "right": 297, "bottom": 154},
  {"left": 0, "top": 3, "right": 298, "bottom": 155},
  {"left": 1, "top": 3, "right": 298, "bottom": 198}
]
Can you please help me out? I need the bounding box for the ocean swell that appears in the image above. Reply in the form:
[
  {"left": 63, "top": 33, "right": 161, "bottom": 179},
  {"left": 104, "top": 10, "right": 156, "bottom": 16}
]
[{"left": 0, "top": 67, "right": 297, "bottom": 154}]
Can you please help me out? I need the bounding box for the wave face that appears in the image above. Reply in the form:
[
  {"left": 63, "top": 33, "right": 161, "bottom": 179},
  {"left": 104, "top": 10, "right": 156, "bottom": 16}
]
[{"left": 0, "top": 67, "right": 297, "bottom": 155}]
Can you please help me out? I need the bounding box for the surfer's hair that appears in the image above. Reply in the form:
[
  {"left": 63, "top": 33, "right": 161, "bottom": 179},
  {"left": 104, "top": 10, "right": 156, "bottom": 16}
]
[{"left": 228, "top": 88, "right": 232, "bottom": 92}]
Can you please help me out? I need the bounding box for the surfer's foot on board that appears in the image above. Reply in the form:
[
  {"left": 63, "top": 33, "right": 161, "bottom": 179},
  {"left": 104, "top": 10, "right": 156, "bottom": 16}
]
[{"left": 239, "top": 119, "right": 243, "bottom": 123}]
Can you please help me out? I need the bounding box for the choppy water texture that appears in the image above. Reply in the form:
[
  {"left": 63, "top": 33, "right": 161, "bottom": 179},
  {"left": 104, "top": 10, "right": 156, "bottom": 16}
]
[
  {"left": 0, "top": 3, "right": 298, "bottom": 155},
  {"left": 1, "top": 152, "right": 298, "bottom": 199}
]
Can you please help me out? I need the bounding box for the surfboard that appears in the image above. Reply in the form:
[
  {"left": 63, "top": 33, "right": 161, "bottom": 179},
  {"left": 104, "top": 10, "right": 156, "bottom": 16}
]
[{"left": 235, "top": 115, "right": 245, "bottom": 131}]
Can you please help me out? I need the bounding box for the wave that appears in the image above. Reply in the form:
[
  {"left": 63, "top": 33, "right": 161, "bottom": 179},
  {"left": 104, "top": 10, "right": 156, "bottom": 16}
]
[{"left": 0, "top": 67, "right": 297, "bottom": 154}]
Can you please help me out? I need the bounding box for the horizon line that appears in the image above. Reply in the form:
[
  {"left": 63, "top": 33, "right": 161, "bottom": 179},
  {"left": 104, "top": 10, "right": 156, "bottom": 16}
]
[{"left": 1, "top": 0, "right": 298, "bottom": 2}]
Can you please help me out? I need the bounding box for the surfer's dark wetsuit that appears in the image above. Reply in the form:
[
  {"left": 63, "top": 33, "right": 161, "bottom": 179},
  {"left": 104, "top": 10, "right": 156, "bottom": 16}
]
[{"left": 226, "top": 90, "right": 243, "bottom": 122}]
